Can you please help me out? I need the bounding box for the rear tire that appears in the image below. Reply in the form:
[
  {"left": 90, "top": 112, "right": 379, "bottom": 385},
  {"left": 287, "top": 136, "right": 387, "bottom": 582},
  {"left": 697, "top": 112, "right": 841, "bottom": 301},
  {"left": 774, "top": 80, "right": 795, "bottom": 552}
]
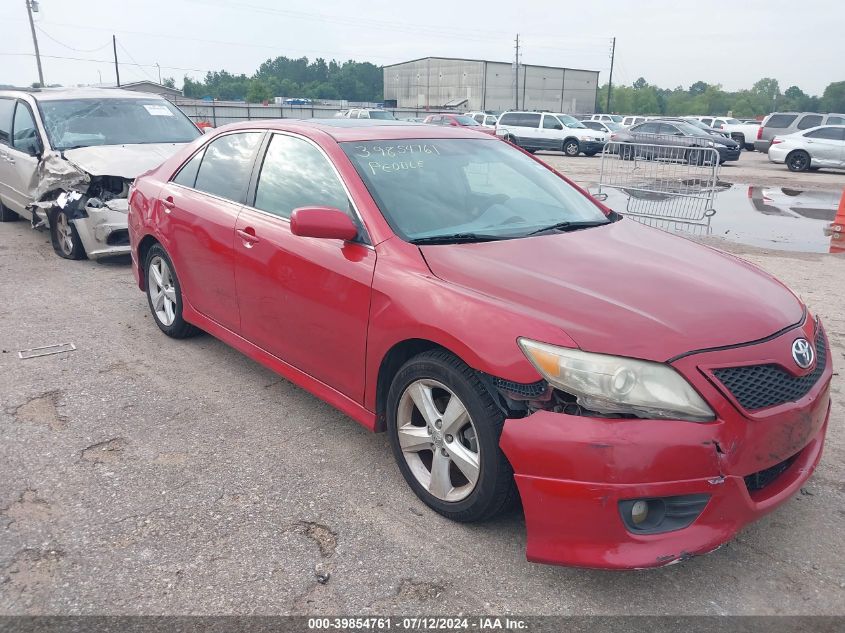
[
  {"left": 0, "top": 199, "right": 19, "bottom": 222},
  {"left": 144, "top": 244, "right": 200, "bottom": 339},
  {"left": 731, "top": 134, "right": 745, "bottom": 149},
  {"left": 49, "top": 208, "right": 86, "bottom": 260},
  {"left": 786, "top": 150, "right": 810, "bottom": 172},
  {"left": 387, "top": 350, "right": 518, "bottom": 523}
]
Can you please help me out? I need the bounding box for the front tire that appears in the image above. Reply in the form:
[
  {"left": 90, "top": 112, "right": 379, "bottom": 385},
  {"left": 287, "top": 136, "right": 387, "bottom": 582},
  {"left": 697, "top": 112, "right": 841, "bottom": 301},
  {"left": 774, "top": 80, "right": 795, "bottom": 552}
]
[
  {"left": 144, "top": 244, "right": 200, "bottom": 338},
  {"left": 563, "top": 139, "right": 580, "bottom": 157},
  {"left": 786, "top": 150, "right": 810, "bottom": 172},
  {"left": 49, "top": 208, "right": 86, "bottom": 260},
  {"left": 0, "top": 199, "right": 19, "bottom": 222},
  {"left": 387, "top": 350, "right": 517, "bottom": 523}
]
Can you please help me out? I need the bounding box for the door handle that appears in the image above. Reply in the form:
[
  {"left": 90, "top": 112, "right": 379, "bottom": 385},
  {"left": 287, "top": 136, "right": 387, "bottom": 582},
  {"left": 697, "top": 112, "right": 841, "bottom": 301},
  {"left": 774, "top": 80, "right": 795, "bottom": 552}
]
[
  {"left": 236, "top": 227, "right": 259, "bottom": 248},
  {"left": 161, "top": 196, "right": 176, "bottom": 213}
]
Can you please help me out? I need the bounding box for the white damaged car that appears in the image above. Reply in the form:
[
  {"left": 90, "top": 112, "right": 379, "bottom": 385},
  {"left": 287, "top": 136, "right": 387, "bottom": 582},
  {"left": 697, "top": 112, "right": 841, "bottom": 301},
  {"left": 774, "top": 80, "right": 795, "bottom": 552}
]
[{"left": 0, "top": 88, "right": 200, "bottom": 259}]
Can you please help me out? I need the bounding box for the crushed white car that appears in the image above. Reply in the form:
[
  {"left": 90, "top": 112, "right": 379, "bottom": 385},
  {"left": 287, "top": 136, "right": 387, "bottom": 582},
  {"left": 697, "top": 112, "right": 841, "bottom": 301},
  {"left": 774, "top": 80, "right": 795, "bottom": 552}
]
[{"left": 0, "top": 88, "right": 200, "bottom": 259}]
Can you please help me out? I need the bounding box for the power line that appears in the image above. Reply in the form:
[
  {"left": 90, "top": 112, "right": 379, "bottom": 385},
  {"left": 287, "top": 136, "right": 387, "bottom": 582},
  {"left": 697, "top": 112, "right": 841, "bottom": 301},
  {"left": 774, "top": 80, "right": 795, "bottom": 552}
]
[
  {"left": 35, "top": 25, "right": 111, "bottom": 53},
  {"left": 117, "top": 40, "right": 156, "bottom": 82},
  {"left": 0, "top": 51, "right": 213, "bottom": 74}
]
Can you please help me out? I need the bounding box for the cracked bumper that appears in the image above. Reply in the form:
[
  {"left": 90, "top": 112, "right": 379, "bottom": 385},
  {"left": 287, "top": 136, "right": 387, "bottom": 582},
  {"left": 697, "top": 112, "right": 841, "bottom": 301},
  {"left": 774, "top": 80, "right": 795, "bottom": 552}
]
[
  {"left": 500, "top": 319, "right": 832, "bottom": 570},
  {"left": 74, "top": 202, "right": 131, "bottom": 259}
]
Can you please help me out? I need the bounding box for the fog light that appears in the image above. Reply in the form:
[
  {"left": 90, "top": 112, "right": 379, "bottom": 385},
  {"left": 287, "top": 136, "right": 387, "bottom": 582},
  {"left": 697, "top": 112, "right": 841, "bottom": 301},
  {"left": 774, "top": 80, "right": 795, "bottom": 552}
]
[{"left": 630, "top": 500, "right": 649, "bottom": 525}]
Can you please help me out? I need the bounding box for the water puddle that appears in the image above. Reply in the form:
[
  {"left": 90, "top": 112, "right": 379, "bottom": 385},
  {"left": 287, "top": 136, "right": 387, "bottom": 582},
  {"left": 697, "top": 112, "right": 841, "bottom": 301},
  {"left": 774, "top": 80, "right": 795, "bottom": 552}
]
[{"left": 593, "top": 182, "right": 843, "bottom": 254}]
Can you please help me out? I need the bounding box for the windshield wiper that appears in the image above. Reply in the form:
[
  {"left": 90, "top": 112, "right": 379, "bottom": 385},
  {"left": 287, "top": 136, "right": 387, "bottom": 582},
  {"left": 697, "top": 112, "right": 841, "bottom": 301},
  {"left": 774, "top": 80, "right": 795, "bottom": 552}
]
[
  {"left": 526, "top": 220, "right": 611, "bottom": 236},
  {"left": 409, "top": 233, "right": 509, "bottom": 245}
]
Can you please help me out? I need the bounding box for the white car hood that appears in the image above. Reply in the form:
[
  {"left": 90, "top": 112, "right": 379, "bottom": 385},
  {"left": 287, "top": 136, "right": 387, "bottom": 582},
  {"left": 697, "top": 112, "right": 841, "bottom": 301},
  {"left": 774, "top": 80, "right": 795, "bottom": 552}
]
[{"left": 62, "top": 143, "right": 186, "bottom": 179}]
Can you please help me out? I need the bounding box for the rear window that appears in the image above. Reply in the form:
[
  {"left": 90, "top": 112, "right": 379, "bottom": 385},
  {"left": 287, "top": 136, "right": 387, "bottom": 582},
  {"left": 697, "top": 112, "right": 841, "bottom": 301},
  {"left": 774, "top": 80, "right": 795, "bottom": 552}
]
[{"left": 765, "top": 114, "right": 798, "bottom": 129}]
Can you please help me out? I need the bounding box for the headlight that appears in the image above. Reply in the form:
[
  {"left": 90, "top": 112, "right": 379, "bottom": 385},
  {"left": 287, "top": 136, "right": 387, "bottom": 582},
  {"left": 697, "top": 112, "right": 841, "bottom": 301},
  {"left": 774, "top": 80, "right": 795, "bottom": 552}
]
[
  {"left": 518, "top": 339, "right": 715, "bottom": 422},
  {"left": 582, "top": 136, "right": 597, "bottom": 141}
]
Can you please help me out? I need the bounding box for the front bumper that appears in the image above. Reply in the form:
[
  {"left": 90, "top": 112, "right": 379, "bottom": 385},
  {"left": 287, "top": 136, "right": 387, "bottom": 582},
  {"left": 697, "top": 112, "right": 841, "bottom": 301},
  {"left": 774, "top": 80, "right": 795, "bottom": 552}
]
[
  {"left": 581, "top": 141, "right": 606, "bottom": 154},
  {"left": 500, "top": 319, "right": 832, "bottom": 569},
  {"left": 717, "top": 146, "right": 741, "bottom": 162}
]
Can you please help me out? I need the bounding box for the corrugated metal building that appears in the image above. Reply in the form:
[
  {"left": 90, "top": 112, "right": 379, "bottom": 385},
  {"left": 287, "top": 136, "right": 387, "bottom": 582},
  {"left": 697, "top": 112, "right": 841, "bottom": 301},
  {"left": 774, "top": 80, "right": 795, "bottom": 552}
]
[{"left": 383, "top": 57, "right": 599, "bottom": 113}]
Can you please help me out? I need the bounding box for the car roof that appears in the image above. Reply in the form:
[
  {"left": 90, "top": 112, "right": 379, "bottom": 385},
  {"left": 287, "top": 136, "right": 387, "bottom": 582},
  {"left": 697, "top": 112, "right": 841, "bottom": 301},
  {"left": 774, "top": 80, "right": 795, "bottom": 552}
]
[
  {"left": 0, "top": 87, "right": 167, "bottom": 101},
  {"left": 216, "top": 118, "right": 494, "bottom": 142}
]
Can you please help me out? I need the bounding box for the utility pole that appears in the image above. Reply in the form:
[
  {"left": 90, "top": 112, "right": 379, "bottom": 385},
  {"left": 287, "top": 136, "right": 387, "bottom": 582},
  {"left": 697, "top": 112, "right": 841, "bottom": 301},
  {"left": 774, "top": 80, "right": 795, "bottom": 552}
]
[
  {"left": 112, "top": 35, "right": 120, "bottom": 87},
  {"left": 155, "top": 63, "right": 161, "bottom": 84},
  {"left": 514, "top": 33, "right": 520, "bottom": 110},
  {"left": 606, "top": 36, "right": 616, "bottom": 113},
  {"left": 25, "top": 0, "right": 44, "bottom": 87}
]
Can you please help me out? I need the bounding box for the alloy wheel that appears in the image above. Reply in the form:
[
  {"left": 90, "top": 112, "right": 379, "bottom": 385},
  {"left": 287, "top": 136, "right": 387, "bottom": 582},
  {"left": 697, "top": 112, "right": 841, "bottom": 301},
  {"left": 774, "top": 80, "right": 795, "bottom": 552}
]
[
  {"left": 56, "top": 213, "right": 74, "bottom": 256},
  {"left": 396, "top": 379, "right": 480, "bottom": 502},
  {"left": 148, "top": 255, "right": 178, "bottom": 326}
]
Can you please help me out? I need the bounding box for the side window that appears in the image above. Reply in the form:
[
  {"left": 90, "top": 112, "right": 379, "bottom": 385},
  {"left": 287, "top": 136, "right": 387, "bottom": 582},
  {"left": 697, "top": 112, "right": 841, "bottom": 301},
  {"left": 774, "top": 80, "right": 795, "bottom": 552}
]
[
  {"left": 542, "top": 115, "right": 561, "bottom": 130},
  {"left": 521, "top": 113, "right": 541, "bottom": 128},
  {"left": 473, "top": 114, "right": 483, "bottom": 123},
  {"left": 0, "top": 98, "right": 14, "bottom": 145},
  {"left": 825, "top": 116, "right": 845, "bottom": 125},
  {"left": 765, "top": 114, "right": 798, "bottom": 128},
  {"left": 805, "top": 127, "right": 845, "bottom": 141},
  {"left": 797, "top": 115, "right": 823, "bottom": 130},
  {"left": 498, "top": 113, "right": 515, "bottom": 126},
  {"left": 254, "top": 134, "right": 350, "bottom": 221},
  {"left": 485, "top": 116, "right": 497, "bottom": 126},
  {"left": 172, "top": 149, "right": 205, "bottom": 188},
  {"left": 12, "top": 102, "right": 41, "bottom": 155},
  {"left": 700, "top": 118, "right": 713, "bottom": 126},
  {"left": 657, "top": 123, "right": 679, "bottom": 135},
  {"left": 636, "top": 122, "right": 660, "bottom": 134},
  {"left": 193, "top": 132, "right": 263, "bottom": 202}
]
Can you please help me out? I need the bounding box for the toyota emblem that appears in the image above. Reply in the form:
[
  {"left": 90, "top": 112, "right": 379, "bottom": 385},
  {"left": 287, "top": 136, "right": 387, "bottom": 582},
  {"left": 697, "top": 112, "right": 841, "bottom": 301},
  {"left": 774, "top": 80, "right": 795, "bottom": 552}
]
[{"left": 791, "top": 338, "right": 814, "bottom": 369}]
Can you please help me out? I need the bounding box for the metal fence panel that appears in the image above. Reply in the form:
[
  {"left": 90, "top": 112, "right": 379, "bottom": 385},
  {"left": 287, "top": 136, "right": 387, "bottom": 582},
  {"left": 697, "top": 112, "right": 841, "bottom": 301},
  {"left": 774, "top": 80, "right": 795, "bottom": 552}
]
[{"left": 597, "top": 139, "right": 721, "bottom": 224}]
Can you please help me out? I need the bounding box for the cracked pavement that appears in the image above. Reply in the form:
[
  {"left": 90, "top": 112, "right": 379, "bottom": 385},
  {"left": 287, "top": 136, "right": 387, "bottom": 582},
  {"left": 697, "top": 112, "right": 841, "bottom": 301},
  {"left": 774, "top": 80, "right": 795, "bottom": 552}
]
[{"left": 0, "top": 199, "right": 844, "bottom": 615}]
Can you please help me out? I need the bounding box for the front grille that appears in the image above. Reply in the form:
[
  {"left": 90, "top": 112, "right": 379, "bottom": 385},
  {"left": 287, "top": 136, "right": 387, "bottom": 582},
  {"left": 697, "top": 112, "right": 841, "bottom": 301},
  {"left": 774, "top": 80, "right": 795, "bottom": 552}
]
[
  {"left": 744, "top": 454, "right": 797, "bottom": 492},
  {"left": 713, "top": 329, "right": 826, "bottom": 411}
]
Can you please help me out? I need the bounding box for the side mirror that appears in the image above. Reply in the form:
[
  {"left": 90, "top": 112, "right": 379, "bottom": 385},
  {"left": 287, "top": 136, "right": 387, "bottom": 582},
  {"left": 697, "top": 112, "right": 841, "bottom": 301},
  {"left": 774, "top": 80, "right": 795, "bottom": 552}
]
[
  {"left": 290, "top": 207, "right": 358, "bottom": 241},
  {"left": 450, "top": 121, "right": 459, "bottom": 126}
]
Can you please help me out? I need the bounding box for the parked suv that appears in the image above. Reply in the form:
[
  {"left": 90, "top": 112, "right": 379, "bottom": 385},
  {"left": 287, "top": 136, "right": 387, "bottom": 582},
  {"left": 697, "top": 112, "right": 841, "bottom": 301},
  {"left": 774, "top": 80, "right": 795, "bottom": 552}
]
[
  {"left": 342, "top": 108, "right": 397, "bottom": 120},
  {"left": 0, "top": 88, "right": 200, "bottom": 259},
  {"left": 588, "top": 113, "right": 624, "bottom": 123},
  {"left": 496, "top": 112, "right": 606, "bottom": 156},
  {"left": 755, "top": 112, "right": 845, "bottom": 153}
]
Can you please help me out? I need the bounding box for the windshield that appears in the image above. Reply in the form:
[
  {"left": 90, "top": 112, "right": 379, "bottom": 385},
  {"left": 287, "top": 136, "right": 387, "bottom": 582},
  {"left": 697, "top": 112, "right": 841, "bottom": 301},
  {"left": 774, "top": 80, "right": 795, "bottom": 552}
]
[
  {"left": 673, "top": 121, "right": 711, "bottom": 135},
  {"left": 38, "top": 98, "right": 200, "bottom": 150},
  {"left": 341, "top": 138, "right": 609, "bottom": 242},
  {"left": 609, "top": 115, "right": 623, "bottom": 123},
  {"left": 368, "top": 110, "right": 396, "bottom": 120},
  {"left": 454, "top": 115, "right": 480, "bottom": 126},
  {"left": 683, "top": 119, "right": 711, "bottom": 130},
  {"left": 556, "top": 114, "right": 586, "bottom": 128},
  {"left": 605, "top": 122, "right": 623, "bottom": 131}
]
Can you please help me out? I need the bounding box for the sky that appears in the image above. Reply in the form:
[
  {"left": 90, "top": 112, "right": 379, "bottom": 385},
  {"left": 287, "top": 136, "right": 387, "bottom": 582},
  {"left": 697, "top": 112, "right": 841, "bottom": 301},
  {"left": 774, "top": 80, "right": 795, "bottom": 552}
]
[{"left": 1, "top": 0, "right": 842, "bottom": 95}]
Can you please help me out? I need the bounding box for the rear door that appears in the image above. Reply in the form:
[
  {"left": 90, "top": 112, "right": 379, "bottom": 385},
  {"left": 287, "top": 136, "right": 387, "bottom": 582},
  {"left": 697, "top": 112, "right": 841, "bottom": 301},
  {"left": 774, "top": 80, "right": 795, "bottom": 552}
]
[
  {"left": 234, "top": 132, "right": 375, "bottom": 402},
  {"left": 2, "top": 100, "right": 43, "bottom": 214},
  {"left": 796, "top": 114, "right": 823, "bottom": 132},
  {"left": 0, "top": 97, "right": 21, "bottom": 213},
  {"left": 161, "top": 130, "right": 264, "bottom": 332},
  {"left": 803, "top": 127, "right": 845, "bottom": 165}
]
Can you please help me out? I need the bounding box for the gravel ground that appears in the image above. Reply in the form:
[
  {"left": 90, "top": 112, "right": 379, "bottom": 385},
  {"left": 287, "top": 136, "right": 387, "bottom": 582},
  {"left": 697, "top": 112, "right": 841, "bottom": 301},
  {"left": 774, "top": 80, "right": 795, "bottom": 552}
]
[
  {"left": 0, "top": 187, "right": 843, "bottom": 615},
  {"left": 542, "top": 147, "right": 845, "bottom": 191}
]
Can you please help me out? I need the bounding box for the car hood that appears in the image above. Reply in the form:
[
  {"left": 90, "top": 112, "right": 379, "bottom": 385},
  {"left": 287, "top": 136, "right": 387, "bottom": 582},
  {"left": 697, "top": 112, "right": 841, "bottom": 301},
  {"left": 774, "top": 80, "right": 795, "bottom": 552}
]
[
  {"left": 420, "top": 219, "right": 804, "bottom": 362},
  {"left": 62, "top": 143, "right": 188, "bottom": 179}
]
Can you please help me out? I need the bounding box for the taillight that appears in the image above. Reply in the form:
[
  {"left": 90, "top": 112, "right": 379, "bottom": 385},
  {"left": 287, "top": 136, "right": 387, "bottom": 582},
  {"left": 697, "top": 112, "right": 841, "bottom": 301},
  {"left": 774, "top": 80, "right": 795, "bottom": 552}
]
[
  {"left": 757, "top": 125, "right": 764, "bottom": 140},
  {"left": 771, "top": 138, "right": 783, "bottom": 145}
]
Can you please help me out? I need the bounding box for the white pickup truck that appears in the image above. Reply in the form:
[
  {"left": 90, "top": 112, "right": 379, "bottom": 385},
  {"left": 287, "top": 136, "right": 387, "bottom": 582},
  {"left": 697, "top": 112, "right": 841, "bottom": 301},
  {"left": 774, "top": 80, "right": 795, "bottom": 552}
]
[{"left": 692, "top": 117, "right": 761, "bottom": 151}]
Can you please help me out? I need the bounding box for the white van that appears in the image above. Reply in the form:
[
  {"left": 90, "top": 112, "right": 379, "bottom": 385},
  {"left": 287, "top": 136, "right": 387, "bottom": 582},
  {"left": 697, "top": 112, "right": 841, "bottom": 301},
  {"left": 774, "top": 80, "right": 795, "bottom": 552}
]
[
  {"left": 495, "top": 112, "right": 607, "bottom": 156},
  {"left": 589, "top": 113, "right": 624, "bottom": 123}
]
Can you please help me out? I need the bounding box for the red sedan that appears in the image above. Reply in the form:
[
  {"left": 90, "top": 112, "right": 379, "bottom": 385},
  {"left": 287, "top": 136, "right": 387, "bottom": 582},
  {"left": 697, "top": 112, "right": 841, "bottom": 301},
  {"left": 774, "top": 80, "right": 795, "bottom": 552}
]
[
  {"left": 128, "top": 120, "right": 831, "bottom": 569},
  {"left": 423, "top": 113, "right": 497, "bottom": 134}
]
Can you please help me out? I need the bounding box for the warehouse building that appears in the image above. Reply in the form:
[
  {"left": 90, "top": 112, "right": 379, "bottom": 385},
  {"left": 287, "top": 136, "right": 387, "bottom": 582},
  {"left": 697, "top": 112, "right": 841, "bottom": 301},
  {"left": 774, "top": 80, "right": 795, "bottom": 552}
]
[{"left": 383, "top": 57, "right": 599, "bottom": 113}]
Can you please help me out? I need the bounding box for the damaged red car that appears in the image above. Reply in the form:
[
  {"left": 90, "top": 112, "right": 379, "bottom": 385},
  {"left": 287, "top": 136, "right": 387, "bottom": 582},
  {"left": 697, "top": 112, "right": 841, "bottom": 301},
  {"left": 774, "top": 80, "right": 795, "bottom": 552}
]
[{"left": 128, "top": 120, "right": 832, "bottom": 569}]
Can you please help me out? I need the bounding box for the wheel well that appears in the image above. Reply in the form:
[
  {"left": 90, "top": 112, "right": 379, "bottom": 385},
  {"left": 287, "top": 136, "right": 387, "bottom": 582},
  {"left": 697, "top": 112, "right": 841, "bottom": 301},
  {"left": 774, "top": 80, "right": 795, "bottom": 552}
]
[
  {"left": 374, "top": 339, "right": 447, "bottom": 432},
  {"left": 137, "top": 235, "right": 161, "bottom": 290},
  {"left": 564, "top": 137, "right": 579, "bottom": 147}
]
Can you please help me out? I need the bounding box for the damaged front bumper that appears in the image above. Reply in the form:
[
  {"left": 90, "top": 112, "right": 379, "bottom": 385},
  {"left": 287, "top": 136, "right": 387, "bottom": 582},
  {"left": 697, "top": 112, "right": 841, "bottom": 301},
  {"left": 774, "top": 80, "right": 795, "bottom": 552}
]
[
  {"left": 499, "top": 320, "right": 832, "bottom": 569},
  {"left": 33, "top": 195, "right": 131, "bottom": 259}
]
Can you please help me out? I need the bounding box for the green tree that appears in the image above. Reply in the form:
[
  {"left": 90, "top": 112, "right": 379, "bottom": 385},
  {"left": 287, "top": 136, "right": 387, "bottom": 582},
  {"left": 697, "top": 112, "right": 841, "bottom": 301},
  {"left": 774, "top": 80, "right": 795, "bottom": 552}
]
[
  {"left": 162, "top": 77, "right": 176, "bottom": 89},
  {"left": 245, "top": 80, "right": 271, "bottom": 103},
  {"left": 821, "top": 81, "right": 845, "bottom": 113}
]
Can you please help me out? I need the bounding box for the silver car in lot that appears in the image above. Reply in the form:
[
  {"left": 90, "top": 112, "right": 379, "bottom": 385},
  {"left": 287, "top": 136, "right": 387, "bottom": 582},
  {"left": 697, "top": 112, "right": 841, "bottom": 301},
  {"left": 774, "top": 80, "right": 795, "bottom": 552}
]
[
  {"left": 0, "top": 88, "right": 200, "bottom": 259},
  {"left": 768, "top": 125, "right": 845, "bottom": 172}
]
